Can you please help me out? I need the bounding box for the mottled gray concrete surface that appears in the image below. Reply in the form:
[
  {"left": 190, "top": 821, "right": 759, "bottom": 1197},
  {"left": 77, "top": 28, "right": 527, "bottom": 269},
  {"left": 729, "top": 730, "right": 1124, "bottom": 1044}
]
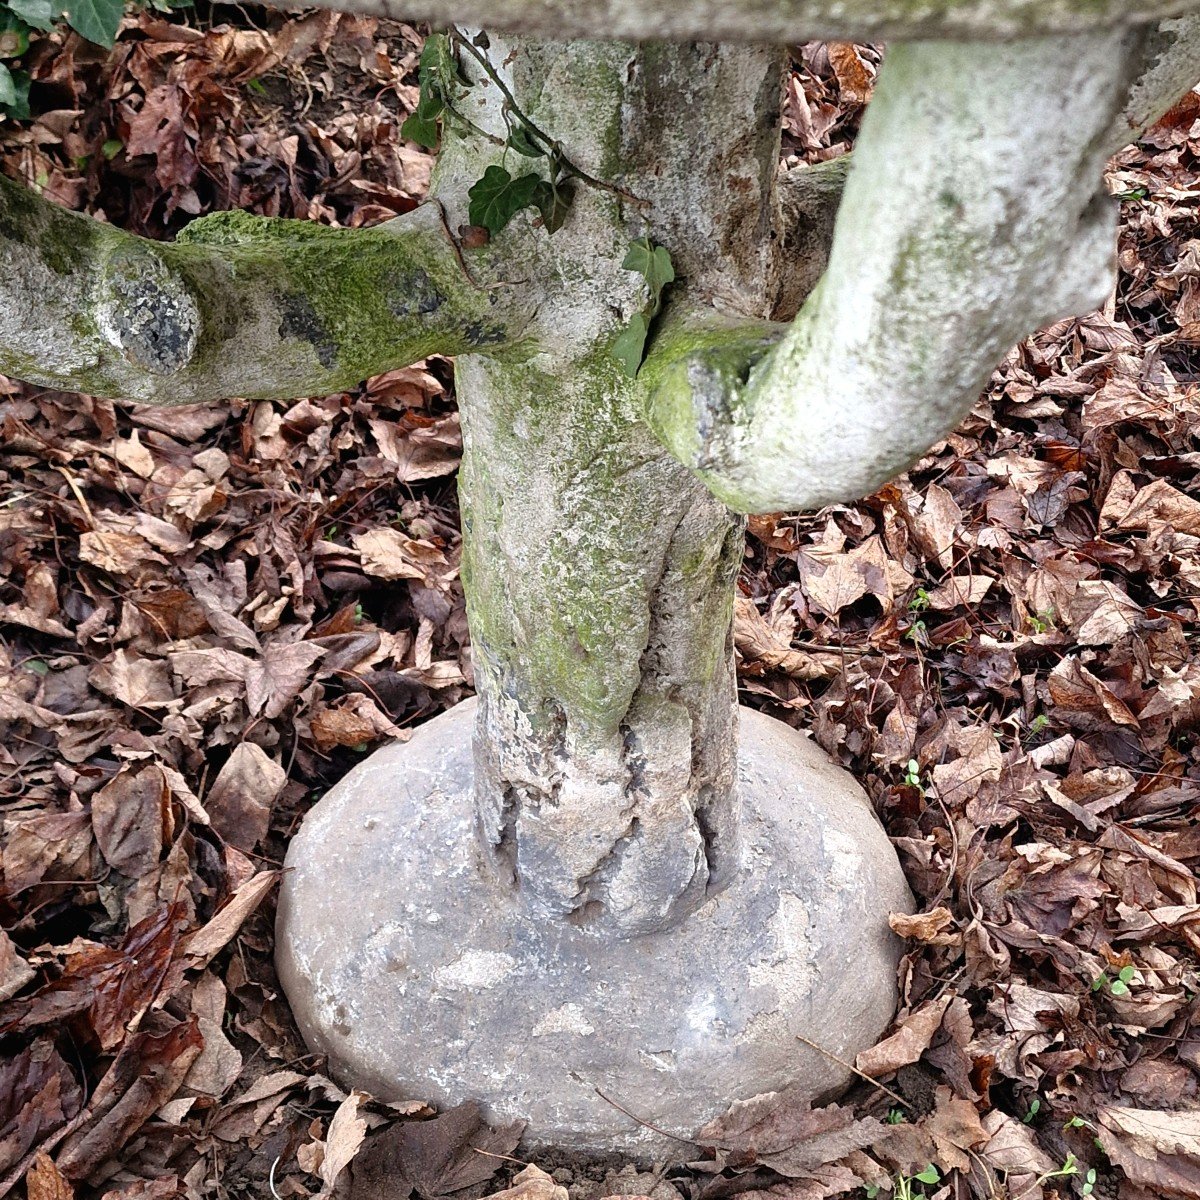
[{"left": 277, "top": 701, "right": 912, "bottom": 1155}]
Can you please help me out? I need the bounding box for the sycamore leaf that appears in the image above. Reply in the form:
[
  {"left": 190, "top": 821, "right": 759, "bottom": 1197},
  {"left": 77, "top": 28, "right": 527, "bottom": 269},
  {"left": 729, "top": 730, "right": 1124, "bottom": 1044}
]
[
  {"left": 65, "top": 0, "right": 123, "bottom": 47},
  {"left": 468, "top": 166, "right": 541, "bottom": 235},
  {"left": 612, "top": 312, "right": 649, "bottom": 378}
]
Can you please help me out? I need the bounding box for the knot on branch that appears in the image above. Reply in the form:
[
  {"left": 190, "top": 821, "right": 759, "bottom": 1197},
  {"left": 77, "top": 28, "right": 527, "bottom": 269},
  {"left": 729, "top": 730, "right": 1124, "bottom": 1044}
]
[
  {"left": 640, "top": 319, "right": 783, "bottom": 481},
  {"left": 96, "top": 245, "right": 200, "bottom": 376}
]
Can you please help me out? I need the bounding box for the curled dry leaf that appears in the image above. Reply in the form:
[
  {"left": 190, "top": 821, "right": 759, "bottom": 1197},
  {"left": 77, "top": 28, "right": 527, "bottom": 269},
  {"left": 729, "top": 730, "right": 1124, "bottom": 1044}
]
[
  {"left": 489, "top": 1166, "right": 568, "bottom": 1200},
  {"left": 183, "top": 870, "right": 279, "bottom": 968},
  {"left": 352, "top": 528, "right": 451, "bottom": 586},
  {"left": 0, "top": 904, "right": 189, "bottom": 1051},
  {"left": 56, "top": 1017, "right": 205, "bottom": 1182},
  {"left": 349, "top": 1101, "right": 523, "bottom": 1200},
  {"left": 0, "top": 928, "right": 35, "bottom": 1003},
  {"left": 733, "top": 597, "right": 842, "bottom": 682},
  {"left": 888, "top": 907, "right": 957, "bottom": 943},
  {"left": 0, "top": 1041, "right": 84, "bottom": 1177},
  {"left": 311, "top": 693, "right": 404, "bottom": 752},
  {"left": 78, "top": 531, "right": 166, "bottom": 575},
  {"left": 91, "top": 766, "right": 173, "bottom": 879},
  {"left": 696, "top": 1091, "right": 885, "bottom": 1177},
  {"left": 1117, "top": 478, "right": 1200, "bottom": 536},
  {"left": 854, "top": 994, "right": 953, "bottom": 1078},
  {"left": 320, "top": 1091, "right": 370, "bottom": 1197},
  {"left": 26, "top": 1152, "right": 74, "bottom": 1200},
  {"left": 1098, "top": 1107, "right": 1200, "bottom": 1198}
]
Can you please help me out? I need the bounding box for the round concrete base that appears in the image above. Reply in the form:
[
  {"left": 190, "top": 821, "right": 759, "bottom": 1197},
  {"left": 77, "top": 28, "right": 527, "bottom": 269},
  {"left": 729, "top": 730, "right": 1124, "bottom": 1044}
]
[{"left": 276, "top": 701, "right": 912, "bottom": 1156}]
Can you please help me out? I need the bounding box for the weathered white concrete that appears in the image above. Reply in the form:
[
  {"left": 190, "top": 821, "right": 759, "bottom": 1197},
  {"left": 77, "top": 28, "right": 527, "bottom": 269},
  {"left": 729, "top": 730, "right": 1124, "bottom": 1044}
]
[
  {"left": 278, "top": 0, "right": 1200, "bottom": 46},
  {"left": 277, "top": 700, "right": 912, "bottom": 1156}
]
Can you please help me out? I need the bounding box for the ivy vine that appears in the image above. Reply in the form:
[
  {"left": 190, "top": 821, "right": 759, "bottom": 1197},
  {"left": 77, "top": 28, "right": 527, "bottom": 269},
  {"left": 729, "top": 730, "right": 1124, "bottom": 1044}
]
[
  {"left": 401, "top": 31, "right": 627, "bottom": 238},
  {"left": 400, "top": 34, "right": 672, "bottom": 375}
]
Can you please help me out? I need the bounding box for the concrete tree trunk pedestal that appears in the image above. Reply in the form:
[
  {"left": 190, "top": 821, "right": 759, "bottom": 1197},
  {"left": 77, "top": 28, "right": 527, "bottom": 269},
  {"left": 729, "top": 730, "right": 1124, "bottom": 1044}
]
[{"left": 277, "top": 701, "right": 912, "bottom": 1153}]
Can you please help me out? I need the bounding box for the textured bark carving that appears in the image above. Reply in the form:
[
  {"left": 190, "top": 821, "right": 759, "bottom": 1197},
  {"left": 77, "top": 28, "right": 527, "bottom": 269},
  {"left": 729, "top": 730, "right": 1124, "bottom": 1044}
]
[{"left": 440, "top": 37, "right": 779, "bottom": 935}]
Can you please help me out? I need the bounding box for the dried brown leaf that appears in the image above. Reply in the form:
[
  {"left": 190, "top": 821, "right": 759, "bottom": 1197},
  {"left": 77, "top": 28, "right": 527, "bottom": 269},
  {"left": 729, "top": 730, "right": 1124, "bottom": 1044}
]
[
  {"left": 183, "top": 870, "right": 278, "bottom": 967},
  {"left": 349, "top": 1101, "right": 523, "bottom": 1200},
  {"left": 1098, "top": 1107, "right": 1200, "bottom": 1198},
  {"left": 26, "top": 1152, "right": 74, "bottom": 1200},
  {"left": 204, "top": 742, "right": 286, "bottom": 852},
  {"left": 855, "top": 995, "right": 952, "bottom": 1077}
]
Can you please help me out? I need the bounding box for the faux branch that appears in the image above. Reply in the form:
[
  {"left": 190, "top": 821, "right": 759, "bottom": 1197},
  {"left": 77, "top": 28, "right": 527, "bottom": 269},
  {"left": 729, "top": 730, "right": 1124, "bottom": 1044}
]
[
  {"left": 643, "top": 28, "right": 1200, "bottom": 514},
  {"left": 771, "top": 15, "right": 1200, "bottom": 321},
  {"left": 278, "top": 0, "right": 1198, "bottom": 45},
  {"left": 0, "top": 179, "right": 523, "bottom": 406}
]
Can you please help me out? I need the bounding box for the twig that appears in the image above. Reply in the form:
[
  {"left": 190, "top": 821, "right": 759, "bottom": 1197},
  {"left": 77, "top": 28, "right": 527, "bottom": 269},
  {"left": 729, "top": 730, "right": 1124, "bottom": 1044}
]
[
  {"left": 426, "top": 198, "right": 523, "bottom": 292},
  {"left": 471, "top": 1146, "right": 531, "bottom": 1166},
  {"left": 593, "top": 1086, "right": 698, "bottom": 1146},
  {"left": 794, "top": 1034, "right": 911, "bottom": 1112}
]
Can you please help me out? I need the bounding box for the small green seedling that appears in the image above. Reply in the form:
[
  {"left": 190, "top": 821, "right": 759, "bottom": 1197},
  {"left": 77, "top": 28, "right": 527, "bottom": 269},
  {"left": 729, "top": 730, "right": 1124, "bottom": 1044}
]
[
  {"left": 1093, "top": 964, "right": 1136, "bottom": 996},
  {"left": 886, "top": 1107, "right": 907, "bottom": 1124},
  {"left": 1027, "top": 608, "right": 1056, "bottom": 634},
  {"left": 1023, "top": 1097, "right": 1041, "bottom": 1124},
  {"left": 908, "top": 587, "right": 931, "bottom": 613},
  {"left": 903, "top": 759, "right": 926, "bottom": 796}
]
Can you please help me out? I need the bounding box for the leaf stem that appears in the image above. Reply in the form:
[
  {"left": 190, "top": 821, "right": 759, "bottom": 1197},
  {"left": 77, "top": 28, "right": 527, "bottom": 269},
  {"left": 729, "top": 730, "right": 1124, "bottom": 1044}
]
[{"left": 450, "top": 31, "right": 647, "bottom": 208}]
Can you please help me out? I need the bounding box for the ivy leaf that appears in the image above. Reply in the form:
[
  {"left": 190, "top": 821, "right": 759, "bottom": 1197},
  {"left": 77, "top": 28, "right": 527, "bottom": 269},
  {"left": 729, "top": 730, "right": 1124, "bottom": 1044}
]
[
  {"left": 0, "top": 63, "right": 15, "bottom": 110},
  {"left": 0, "top": 10, "right": 30, "bottom": 58},
  {"left": 403, "top": 66, "right": 448, "bottom": 148},
  {"left": 401, "top": 109, "right": 441, "bottom": 150},
  {"left": 65, "top": 0, "right": 123, "bottom": 46},
  {"left": 507, "top": 125, "right": 544, "bottom": 157},
  {"left": 467, "top": 166, "right": 540, "bottom": 235},
  {"left": 612, "top": 312, "right": 648, "bottom": 379},
  {"left": 417, "top": 32, "right": 457, "bottom": 97},
  {"left": 532, "top": 178, "right": 572, "bottom": 234},
  {"left": 403, "top": 33, "right": 456, "bottom": 148},
  {"left": 622, "top": 236, "right": 675, "bottom": 312},
  {"left": 8, "top": 0, "right": 55, "bottom": 29},
  {"left": 4, "top": 68, "right": 29, "bottom": 118},
  {"left": 611, "top": 237, "right": 675, "bottom": 377}
]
